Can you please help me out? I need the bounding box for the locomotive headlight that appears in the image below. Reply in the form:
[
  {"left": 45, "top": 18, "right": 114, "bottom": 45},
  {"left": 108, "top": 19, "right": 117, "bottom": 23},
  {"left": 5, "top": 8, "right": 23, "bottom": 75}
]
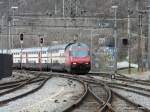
[
  {"left": 72, "top": 62, "right": 77, "bottom": 65},
  {"left": 85, "top": 62, "right": 89, "bottom": 65}
]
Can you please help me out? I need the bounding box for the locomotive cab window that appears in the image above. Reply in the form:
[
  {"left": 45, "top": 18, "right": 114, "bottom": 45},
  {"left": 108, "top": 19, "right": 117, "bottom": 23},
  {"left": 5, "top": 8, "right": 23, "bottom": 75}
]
[{"left": 71, "top": 49, "right": 89, "bottom": 57}]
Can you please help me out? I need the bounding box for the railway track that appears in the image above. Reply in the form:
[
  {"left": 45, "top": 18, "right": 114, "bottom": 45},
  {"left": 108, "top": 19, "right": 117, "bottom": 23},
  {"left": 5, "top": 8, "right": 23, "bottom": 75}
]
[
  {"left": 111, "top": 94, "right": 144, "bottom": 112},
  {"left": 0, "top": 73, "right": 51, "bottom": 105},
  {"left": 87, "top": 73, "right": 150, "bottom": 112},
  {"left": 1, "top": 70, "right": 150, "bottom": 112},
  {"left": 88, "top": 72, "right": 150, "bottom": 96},
  {"left": 14, "top": 70, "right": 114, "bottom": 112},
  {"left": 63, "top": 81, "right": 114, "bottom": 112}
]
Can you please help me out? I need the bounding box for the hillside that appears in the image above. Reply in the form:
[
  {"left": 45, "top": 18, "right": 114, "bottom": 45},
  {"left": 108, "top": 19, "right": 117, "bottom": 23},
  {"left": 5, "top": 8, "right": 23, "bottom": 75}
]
[{"left": 0, "top": 0, "right": 148, "bottom": 49}]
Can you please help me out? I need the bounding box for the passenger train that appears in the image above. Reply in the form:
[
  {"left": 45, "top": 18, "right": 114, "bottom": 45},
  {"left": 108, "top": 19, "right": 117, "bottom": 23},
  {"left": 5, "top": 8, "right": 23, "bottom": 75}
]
[{"left": 7, "top": 42, "right": 91, "bottom": 74}]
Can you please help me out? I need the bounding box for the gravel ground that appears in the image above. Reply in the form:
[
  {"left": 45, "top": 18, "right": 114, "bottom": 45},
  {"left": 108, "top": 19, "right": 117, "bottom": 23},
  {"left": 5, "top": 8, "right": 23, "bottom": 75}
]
[{"left": 0, "top": 77, "right": 84, "bottom": 112}]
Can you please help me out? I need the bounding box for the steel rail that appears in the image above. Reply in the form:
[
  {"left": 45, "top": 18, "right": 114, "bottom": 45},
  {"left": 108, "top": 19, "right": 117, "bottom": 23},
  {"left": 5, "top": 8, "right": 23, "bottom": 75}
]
[
  {"left": 0, "top": 76, "right": 51, "bottom": 105},
  {"left": 112, "top": 89, "right": 150, "bottom": 112},
  {"left": 0, "top": 77, "right": 45, "bottom": 90},
  {"left": 109, "top": 85, "right": 150, "bottom": 97},
  {"left": 63, "top": 82, "right": 88, "bottom": 112},
  {"left": 0, "top": 76, "right": 45, "bottom": 96},
  {"left": 88, "top": 72, "right": 150, "bottom": 86},
  {"left": 86, "top": 75, "right": 150, "bottom": 99},
  {"left": 0, "top": 78, "right": 29, "bottom": 86},
  {"left": 16, "top": 71, "right": 150, "bottom": 111},
  {"left": 81, "top": 74, "right": 150, "bottom": 112},
  {"left": 107, "top": 82, "right": 150, "bottom": 93},
  {"left": 88, "top": 85, "right": 115, "bottom": 112}
]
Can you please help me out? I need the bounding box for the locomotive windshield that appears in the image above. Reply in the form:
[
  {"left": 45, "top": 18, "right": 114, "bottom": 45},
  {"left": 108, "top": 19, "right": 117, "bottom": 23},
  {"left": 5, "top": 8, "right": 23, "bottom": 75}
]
[{"left": 71, "top": 50, "right": 89, "bottom": 57}]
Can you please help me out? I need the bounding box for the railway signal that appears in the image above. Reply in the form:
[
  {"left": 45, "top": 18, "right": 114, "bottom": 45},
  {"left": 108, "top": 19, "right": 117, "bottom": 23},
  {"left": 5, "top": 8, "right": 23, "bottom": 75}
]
[
  {"left": 122, "top": 38, "right": 128, "bottom": 46},
  {"left": 20, "top": 33, "right": 24, "bottom": 44},
  {"left": 40, "top": 37, "right": 44, "bottom": 44}
]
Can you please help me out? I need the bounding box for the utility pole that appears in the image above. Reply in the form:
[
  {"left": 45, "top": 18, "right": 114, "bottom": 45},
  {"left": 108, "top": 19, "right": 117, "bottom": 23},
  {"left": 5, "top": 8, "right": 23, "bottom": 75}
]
[
  {"left": 1, "top": 16, "right": 4, "bottom": 53},
  {"left": 75, "top": 0, "right": 78, "bottom": 16},
  {"left": 90, "top": 30, "right": 93, "bottom": 70},
  {"left": 148, "top": 0, "right": 150, "bottom": 70},
  {"left": 0, "top": 25, "right": 1, "bottom": 53},
  {"left": 8, "top": 17, "right": 11, "bottom": 53},
  {"left": 127, "top": 8, "right": 133, "bottom": 74},
  {"left": 138, "top": 13, "right": 143, "bottom": 72},
  {"left": 112, "top": 5, "right": 118, "bottom": 77},
  {"left": 55, "top": 3, "right": 57, "bottom": 16},
  {"left": 7, "top": 0, "right": 11, "bottom": 54},
  {"left": 11, "top": 6, "right": 18, "bottom": 50},
  {"left": 63, "top": 0, "right": 65, "bottom": 17}
]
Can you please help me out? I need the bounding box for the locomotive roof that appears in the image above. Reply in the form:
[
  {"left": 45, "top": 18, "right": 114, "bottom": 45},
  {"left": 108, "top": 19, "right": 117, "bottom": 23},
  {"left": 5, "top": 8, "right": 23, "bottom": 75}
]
[{"left": 68, "top": 42, "right": 89, "bottom": 49}]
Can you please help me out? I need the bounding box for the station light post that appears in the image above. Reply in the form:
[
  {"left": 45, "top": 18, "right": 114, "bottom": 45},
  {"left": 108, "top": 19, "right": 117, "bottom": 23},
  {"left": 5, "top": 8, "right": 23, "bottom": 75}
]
[
  {"left": 11, "top": 6, "right": 18, "bottom": 50},
  {"left": 112, "top": 5, "right": 118, "bottom": 77}
]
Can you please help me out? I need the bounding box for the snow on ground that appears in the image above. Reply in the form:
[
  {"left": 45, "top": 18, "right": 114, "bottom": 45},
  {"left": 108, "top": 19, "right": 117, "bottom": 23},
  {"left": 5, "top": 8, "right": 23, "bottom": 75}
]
[
  {"left": 117, "top": 61, "right": 138, "bottom": 69},
  {"left": 124, "top": 71, "right": 150, "bottom": 80}
]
